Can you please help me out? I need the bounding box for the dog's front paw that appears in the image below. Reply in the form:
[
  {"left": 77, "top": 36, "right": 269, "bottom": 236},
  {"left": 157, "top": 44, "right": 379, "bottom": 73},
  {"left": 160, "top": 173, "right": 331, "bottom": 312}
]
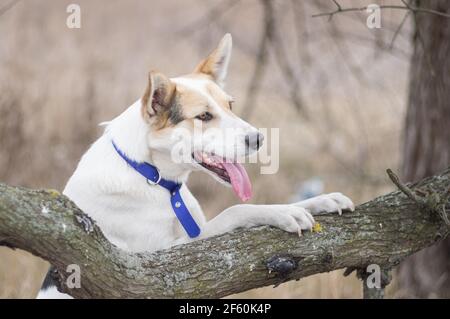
[
  {"left": 295, "top": 192, "right": 355, "bottom": 215},
  {"left": 275, "top": 205, "right": 315, "bottom": 236}
]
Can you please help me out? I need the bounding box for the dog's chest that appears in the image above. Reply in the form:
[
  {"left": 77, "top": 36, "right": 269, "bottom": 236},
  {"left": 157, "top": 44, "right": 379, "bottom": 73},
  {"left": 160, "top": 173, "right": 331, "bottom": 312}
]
[
  {"left": 103, "top": 201, "right": 184, "bottom": 252},
  {"left": 65, "top": 175, "right": 204, "bottom": 252}
]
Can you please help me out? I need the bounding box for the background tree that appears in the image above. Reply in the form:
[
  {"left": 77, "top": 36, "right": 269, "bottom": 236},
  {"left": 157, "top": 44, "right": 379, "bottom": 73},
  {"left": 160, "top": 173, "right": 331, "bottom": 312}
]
[{"left": 397, "top": 0, "right": 450, "bottom": 298}]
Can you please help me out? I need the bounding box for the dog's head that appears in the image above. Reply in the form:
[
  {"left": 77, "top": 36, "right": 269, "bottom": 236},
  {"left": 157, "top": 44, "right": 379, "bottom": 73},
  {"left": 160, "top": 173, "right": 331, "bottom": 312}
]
[{"left": 141, "top": 34, "right": 263, "bottom": 201}]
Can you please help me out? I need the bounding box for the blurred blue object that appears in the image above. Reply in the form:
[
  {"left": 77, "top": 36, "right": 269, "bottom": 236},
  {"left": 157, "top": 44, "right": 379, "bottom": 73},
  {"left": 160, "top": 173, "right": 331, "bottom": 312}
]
[{"left": 290, "top": 177, "right": 324, "bottom": 202}]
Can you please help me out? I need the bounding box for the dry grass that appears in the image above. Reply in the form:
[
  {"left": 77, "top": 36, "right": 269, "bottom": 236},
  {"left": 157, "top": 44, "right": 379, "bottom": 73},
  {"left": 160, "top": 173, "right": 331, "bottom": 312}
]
[{"left": 0, "top": 0, "right": 411, "bottom": 298}]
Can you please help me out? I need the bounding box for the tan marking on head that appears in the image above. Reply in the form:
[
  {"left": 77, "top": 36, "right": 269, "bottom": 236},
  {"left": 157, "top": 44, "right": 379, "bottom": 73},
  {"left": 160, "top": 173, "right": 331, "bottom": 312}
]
[
  {"left": 182, "top": 73, "right": 212, "bottom": 81},
  {"left": 175, "top": 83, "right": 210, "bottom": 118},
  {"left": 206, "top": 82, "right": 234, "bottom": 114}
]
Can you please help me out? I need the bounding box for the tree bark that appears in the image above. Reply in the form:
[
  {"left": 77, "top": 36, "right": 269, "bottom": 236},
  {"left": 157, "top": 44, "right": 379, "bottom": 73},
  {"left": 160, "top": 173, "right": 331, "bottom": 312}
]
[
  {"left": 0, "top": 168, "right": 449, "bottom": 299},
  {"left": 398, "top": 0, "right": 450, "bottom": 298}
]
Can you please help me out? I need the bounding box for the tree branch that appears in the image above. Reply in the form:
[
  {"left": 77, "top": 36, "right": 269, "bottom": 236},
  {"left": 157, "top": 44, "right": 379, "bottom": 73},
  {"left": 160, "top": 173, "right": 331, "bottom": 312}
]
[{"left": 0, "top": 168, "right": 449, "bottom": 298}]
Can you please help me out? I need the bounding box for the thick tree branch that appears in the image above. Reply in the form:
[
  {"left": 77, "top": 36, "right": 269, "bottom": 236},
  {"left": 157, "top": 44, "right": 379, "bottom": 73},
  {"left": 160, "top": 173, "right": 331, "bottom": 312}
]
[{"left": 0, "top": 168, "right": 449, "bottom": 298}]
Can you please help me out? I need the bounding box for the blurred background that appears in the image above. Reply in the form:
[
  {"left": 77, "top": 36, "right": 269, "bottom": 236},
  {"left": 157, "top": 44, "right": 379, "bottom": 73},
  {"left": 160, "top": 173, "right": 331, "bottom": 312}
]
[{"left": 0, "top": 0, "right": 449, "bottom": 298}]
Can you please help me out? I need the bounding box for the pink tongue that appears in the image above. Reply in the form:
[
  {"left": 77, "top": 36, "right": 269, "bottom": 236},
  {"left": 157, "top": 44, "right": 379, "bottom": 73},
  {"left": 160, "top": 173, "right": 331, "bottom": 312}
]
[{"left": 221, "top": 162, "right": 252, "bottom": 202}]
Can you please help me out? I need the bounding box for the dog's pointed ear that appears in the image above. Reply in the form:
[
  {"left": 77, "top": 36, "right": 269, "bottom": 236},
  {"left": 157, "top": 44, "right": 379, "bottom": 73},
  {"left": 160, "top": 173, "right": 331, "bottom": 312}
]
[
  {"left": 194, "top": 33, "right": 232, "bottom": 87},
  {"left": 141, "top": 71, "right": 176, "bottom": 120}
]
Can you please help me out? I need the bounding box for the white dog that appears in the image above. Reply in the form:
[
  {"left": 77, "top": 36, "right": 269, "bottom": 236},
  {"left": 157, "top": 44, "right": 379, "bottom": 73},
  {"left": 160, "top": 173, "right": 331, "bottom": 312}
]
[{"left": 38, "top": 34, "right": 354, "bottom": 298}]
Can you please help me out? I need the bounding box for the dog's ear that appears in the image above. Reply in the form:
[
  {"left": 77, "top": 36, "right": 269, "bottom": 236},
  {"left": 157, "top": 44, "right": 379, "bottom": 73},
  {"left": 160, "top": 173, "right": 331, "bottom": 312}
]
[
  {"left": 194, "top": 33, "right": 232, "bottom": 87},
  {"left": 141, "top": 71, "right": 176, "bottom": 120}
]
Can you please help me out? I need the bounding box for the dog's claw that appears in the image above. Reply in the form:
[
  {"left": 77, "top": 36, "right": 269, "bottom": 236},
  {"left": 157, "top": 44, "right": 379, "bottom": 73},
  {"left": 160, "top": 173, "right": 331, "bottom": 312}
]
[{"left": 295, "top": 192, "right": 354, "bottom": 216}]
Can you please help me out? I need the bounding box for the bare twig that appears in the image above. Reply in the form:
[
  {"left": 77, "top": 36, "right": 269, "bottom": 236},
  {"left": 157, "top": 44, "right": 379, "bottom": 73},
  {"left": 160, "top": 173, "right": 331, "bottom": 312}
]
[
  {"left": 240, "top": 0, "right": 273, "bottom": 120},
  {"left": 387, "top": 168, "right": 421, "bottom": 203},
  {"left": 242, "top": 0, "right": 308, "bottom": 119},
  {"left": 387, "top": 169, "right": 450, "bottom": 226},
  {"left": 267, "top": 1, "right": 307, "bottom": 119},
  {"left": 389, "top": 11, "right": 411, "bottom": 50},
  {"left": 291, "top": 0, "right": 312, "bottom": 71},
  {"left": 0, "top": 0, "right": 21, "bottom": 17},
  {"left": 312, "top": 0, "right": 450, "bottom": 20}
]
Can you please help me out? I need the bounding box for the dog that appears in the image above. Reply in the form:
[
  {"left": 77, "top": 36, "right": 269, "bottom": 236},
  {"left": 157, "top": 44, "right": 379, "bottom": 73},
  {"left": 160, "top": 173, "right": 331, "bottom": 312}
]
[{"left": 37, "top": 34, "right": 354, "bottom": 298}]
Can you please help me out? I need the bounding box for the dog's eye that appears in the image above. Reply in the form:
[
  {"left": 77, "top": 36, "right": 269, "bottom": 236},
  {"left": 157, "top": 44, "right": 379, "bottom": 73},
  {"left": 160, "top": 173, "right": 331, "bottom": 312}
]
[{"left": 196, "top": 112, "right": 213, "bottom": 122}]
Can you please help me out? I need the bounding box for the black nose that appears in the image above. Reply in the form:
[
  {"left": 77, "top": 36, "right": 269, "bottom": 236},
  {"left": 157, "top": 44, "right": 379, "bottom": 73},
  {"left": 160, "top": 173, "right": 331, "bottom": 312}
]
[{"left": 245, "top": 131, "right": 264, "bottom": 151}]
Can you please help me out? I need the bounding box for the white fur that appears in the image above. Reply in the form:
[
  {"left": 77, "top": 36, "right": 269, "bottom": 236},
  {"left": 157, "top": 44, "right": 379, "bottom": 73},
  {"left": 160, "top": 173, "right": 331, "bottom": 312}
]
[{"left": 37, "top": 286, "right": 73, "bottom": 299}]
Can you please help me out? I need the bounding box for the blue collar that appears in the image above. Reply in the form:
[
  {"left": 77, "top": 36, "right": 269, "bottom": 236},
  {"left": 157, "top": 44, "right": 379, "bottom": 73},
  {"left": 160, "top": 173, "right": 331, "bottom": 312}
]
[{"left": 112, "top": 141, "right": 201, "bottom": 238}]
